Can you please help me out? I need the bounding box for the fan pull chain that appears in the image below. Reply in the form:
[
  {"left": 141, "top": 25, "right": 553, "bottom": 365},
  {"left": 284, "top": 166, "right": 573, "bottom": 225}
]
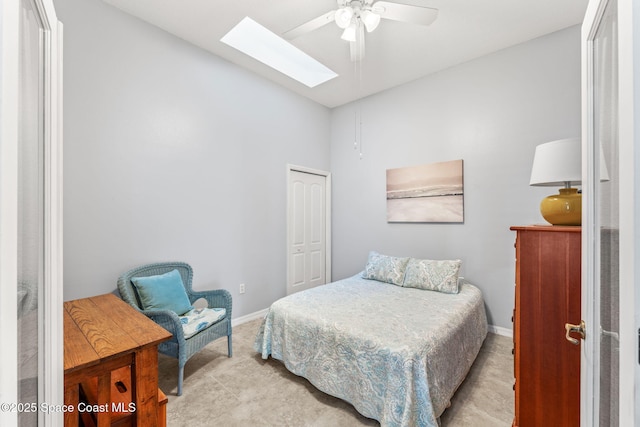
[
  {"left": 352, "top": 48, "right": 364, "bottom": 160},
  {"left": 353, "top": 56, "right": 358, "bottom": 151},
  {"left": 359, "top": 53, "right": 363, "bottom": 160},
  {"left": 353, "top": 110, "right": 358, "bottom": 150},
  {"left": 359, "top": 109, "right": 363, "bottom": 160},
  {"left": 353, "top": 106, "right": 363, "bottom": 159}
]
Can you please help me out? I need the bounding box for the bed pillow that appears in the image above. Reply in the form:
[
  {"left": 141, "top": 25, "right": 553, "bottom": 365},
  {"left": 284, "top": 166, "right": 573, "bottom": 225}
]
[
  {"left": 131, "top": 269, "right": 194, "bottom": 315},
  {"left": 402, "top": 258, "right": 462, "bottom": 294},
  {"left": 361, "top": 251, "right": 410, "bottom": 286}
]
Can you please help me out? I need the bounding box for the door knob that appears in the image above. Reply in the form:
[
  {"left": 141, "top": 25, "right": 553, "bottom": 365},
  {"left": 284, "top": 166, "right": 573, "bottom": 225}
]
[{"left": 565, "top": 320, "right": 586, "bottom": 345}]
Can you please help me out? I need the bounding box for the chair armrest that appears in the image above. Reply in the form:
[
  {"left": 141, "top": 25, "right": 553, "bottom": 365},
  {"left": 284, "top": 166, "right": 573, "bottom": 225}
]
[
  {"left": 141, "top": 309, "right": 185, "bottom": 343},
  {"left": 188, "top": 289, "right": 232, "bottom": 319}
]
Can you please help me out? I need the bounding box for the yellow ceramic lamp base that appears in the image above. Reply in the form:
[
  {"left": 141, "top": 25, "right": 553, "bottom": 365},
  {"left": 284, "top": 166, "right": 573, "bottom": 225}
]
[{"left": 540, "top": 187, "right": 581, "bottom": 226}]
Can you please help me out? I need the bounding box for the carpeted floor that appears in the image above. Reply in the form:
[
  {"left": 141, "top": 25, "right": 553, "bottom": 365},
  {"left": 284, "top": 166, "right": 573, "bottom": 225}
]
[{"left": 160, "top": 319, "right": 514, "bottom": 426}]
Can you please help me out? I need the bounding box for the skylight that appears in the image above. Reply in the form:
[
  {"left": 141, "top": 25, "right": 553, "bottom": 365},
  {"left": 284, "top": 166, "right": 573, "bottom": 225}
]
[{"left": 220, "top": 17, "right": 338, "bottom": 88}]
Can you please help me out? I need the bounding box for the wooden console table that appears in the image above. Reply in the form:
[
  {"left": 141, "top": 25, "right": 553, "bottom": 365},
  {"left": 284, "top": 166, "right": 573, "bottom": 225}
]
[{"left": 64, "top": 293, "right": 171, "bottom": 427}]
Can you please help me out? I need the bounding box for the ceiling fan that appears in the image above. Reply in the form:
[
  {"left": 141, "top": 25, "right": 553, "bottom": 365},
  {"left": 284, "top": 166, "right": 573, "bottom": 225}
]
[{"left": 283, "top": 0, "right": 438, "bottom": 61}]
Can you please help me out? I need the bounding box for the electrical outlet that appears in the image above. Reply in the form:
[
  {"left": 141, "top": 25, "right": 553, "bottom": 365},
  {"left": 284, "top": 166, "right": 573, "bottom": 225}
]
[{"left": 239, "top": 283, "right": 246, "bottom": 294}]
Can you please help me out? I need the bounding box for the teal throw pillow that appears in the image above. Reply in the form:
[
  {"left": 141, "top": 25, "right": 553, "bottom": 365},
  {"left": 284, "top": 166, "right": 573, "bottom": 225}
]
[{"left": 131, "top": 269, "right": 193, "bottom": 315}]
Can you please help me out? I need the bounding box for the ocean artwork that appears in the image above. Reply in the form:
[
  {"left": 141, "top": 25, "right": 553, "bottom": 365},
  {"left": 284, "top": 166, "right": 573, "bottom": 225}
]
[{"left": 386, "top": 159, "right": 464, "bottom": 223}]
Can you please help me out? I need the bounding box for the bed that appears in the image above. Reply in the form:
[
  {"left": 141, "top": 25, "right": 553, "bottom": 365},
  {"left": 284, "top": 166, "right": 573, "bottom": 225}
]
[{"left": 254, "top": 253, "right": 488, "bottom": 427}]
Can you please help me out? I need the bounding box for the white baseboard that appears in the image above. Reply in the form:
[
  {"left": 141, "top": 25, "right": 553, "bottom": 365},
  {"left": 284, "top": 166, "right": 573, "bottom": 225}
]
[
  {"left": 231, "top": 308, "right": 269, "bottom": 327},
  {"left": 488, "top": 324, "right": 513, "bottom": 338}
]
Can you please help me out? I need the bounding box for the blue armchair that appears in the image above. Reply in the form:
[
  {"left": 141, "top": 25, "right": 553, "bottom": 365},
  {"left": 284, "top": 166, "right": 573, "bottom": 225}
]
[{"left": 117, "top": 262, "right": 232, "bottom": 396}]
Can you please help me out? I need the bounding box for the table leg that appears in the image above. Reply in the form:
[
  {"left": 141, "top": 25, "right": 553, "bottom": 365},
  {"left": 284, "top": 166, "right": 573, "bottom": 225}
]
[
  {"left": 64, "top": 384, "right": 79, "bottom": 427},
  {"left": 95, "top": 372, "right": 112, "bottom": 426},
  {"left": 133, "top": 347, "right": 160, "bottom": 427}
]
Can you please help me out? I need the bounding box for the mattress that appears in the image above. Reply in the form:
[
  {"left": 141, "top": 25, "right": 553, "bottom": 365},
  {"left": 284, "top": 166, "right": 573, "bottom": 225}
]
[{"left": 254, "top": 274, "right": 488, "bottom": 427}]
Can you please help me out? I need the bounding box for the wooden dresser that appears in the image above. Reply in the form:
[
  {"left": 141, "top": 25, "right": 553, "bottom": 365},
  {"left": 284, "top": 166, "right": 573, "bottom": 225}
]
[{"left": 510, "top": 225, "right": 581, "bottom": 427}]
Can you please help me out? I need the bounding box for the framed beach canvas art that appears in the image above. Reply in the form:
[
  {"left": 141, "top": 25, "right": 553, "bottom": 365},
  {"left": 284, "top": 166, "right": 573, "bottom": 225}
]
[{"left": 386, "top": 159, "right": 464, "bottom": 223}]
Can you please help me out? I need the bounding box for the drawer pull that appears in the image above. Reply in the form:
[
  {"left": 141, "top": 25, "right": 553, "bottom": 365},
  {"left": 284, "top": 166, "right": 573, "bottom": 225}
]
[{"left": 115, "top": 381, "right": 128, "bottom": 393}]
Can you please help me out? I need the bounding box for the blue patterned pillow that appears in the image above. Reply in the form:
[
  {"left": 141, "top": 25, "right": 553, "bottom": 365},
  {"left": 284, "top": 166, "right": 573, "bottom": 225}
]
[
  {"left": 361, "top": 251, "right": 410, "bottom": 286},
  {"left": 402, "top": 258, "right": 462, "bottom": 293}
]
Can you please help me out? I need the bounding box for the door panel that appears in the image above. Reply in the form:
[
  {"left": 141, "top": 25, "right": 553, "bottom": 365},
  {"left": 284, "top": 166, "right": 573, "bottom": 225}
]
[
  {"left": 308, "top": 181, "right": 324, "bottom": 287},
  {"left": 291, "top": 179, "right": 307, "bottom": 288},
  {"left": 18, "top": 2, "right": 45, "bottom": 425},
  {"left": 310, "top": 183, "right": 323, "bottom": 244},
  {"left": 310, "top": 250, "right": 322, "bottom": 281},
  {"left": 594, "top": 2, "right": 620, "bottom": 425},
  {"left": 581, "top": 0, "right": 632, "bottom": 425},
  {"left": 292, "top": 253, "right": 305, "bottom": 286},
  {"left": 292, "top": 181, "right": 305, "bottom": 246}
]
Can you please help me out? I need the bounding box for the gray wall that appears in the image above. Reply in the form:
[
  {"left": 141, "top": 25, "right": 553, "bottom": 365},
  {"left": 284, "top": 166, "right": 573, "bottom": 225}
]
[
  {"left": 330, "top": 26, "right": 582, "bottom": 329},
  {"left": 57, "top": 0, "right": 331, "bottom": 318},
  {"left": 58, "top": 0, "right": 581, "bottom": 330}
]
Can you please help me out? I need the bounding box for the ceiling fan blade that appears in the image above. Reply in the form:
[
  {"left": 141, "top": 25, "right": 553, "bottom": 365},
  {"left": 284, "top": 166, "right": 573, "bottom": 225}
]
[
  {"left": 372, "top": 1, "right": 438, "bottom": 26},
  {"left": 283, "top": 10, "right": 337, "bottom": 40}
]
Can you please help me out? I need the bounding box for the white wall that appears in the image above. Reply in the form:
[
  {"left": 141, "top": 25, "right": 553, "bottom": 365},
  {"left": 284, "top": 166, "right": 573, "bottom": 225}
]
[
  {"left": 330, "top": 26, "right": 582, "bottom": 329},
  {"left": 56, "top": 0, "right": 331, "bottom": 318}
]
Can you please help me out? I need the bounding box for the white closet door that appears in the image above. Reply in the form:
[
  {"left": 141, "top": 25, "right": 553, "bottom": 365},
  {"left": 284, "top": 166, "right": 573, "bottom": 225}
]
[{"left": 287, "top": 166, "right": 331, "bottom": 295}]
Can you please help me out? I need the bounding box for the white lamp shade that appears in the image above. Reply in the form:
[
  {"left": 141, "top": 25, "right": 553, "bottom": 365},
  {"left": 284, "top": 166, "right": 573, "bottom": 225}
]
[
  {"left": 361, "top": 10, "right": 381, "bottom": 32},
  {"left": 341, "top": 22, "right": 357, "bottom": 42},
  {"left": 335, "top": 7, "right": 354, "bottom": 29},
  {"left": 529, "top": 138, "right": 582, "bottom": 187}
]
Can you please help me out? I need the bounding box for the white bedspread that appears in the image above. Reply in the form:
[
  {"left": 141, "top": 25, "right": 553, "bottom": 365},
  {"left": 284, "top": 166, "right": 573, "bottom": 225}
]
[{"left": 254, "top": 274, "right": 488, "bottom": 427}]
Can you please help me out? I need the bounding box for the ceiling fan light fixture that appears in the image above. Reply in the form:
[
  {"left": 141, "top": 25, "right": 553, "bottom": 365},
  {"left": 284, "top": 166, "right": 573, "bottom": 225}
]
[
  {"left": 334, "top": 7, "right": 354, "bottom": 29},
  {"left": 360, "top": 10, "right": 380, "bottom": 32},
  {"left": 341, "top": 21, "right": 358, "bottom": 42},
  {"left": 282, "top": 0, "right": 440, "bottom": 62}
]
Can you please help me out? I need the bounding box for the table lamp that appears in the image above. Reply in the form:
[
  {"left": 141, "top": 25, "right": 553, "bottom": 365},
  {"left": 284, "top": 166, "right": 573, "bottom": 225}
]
[{"left": 528, "top": 138, "right": 587, "bottom": 226}]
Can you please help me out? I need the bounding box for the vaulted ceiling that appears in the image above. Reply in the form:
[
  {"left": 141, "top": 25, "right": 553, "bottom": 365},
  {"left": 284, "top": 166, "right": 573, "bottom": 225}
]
[{"left": 101, "top": 0, "right": 588, "bottom": 108}]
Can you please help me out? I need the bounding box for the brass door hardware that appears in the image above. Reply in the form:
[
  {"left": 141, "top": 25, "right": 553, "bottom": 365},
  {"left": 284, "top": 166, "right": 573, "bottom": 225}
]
[{"left": 565, "top": 320, "right": 586, "bottom": 345}]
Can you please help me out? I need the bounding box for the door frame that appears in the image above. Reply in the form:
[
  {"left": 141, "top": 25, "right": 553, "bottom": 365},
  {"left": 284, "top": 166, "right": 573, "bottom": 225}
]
[
  {"left": 581, "top": 0, "right": 638, "bottom": 425},
  {"left": 616, "top": 0, "right": 640, "bottom": 423},
  {"left": 286, "top": 164, "right": 332, "bottom": 294},
  {"left": 580, "top": 2, "right": 605, "bottom": 423},
  {"left": 0, "top": 0, "right": 64, "bottom": 424},
  {"left": 0, "top": 1, "right": 21, "bottom": 421}
]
